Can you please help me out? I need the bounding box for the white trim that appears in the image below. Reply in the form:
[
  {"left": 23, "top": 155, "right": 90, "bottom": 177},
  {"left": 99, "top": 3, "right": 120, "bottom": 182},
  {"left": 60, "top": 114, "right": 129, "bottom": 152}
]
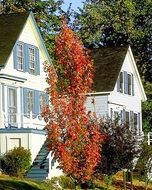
[
  {"left": 87, "top": 92, "right": 111, "bottom": 96},
  {"left": 127, "top": 46, "right": 147, "bottom": 101}
]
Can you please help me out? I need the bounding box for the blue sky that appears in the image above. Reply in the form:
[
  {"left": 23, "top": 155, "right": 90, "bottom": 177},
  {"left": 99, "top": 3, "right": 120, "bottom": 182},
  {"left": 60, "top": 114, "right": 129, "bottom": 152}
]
[{"left": 62, "top": 0, "right": 83, "bottom": 11}]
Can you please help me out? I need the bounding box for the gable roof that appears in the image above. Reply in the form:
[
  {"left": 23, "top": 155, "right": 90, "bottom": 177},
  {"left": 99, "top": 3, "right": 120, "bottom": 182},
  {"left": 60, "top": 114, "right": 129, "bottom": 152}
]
[
  {"left": 0, "top": 11, "right": 52, "bottom": 68},
  {"left": 91, "top": 46, "right": 128, "bottom": 92},
  {"left": 0, "top": 12, "right": 29, "bottom": 67}
]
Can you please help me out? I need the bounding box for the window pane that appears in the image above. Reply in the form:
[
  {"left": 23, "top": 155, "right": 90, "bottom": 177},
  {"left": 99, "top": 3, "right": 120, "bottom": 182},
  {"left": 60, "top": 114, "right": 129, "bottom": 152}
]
[
  {"left": 29, "top": 47, "right": 35, "bottom": 74},
  {"left": 126, "top": 111, "right": 129, "bottom": 125},
  {"left": 27, "top": 91, "right": 34, "bottom": 113},
  {"left": 134, "top": 113, "right": 137, "bottom": 129},
  {"left": 8, "top": 88, "right": 17, "bottom": 123},
  {"left": 40, "top": 94, "right": 46, "bottom": 113}
]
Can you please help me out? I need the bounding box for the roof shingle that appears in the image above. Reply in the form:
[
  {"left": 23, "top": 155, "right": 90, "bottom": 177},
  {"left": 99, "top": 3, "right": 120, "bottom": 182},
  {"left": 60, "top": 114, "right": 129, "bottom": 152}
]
[
  {"left": 0, "top": 12, "right": 29, "bottom": 67},
  {"left": 91, "top": 46, "right": 128, "bottom": 92}
]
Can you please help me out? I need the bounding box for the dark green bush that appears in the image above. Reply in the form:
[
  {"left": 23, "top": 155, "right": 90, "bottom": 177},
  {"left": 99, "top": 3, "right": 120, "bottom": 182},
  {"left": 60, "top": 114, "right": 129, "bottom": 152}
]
[{"left": 1, "top": 147, "right": 31, "bottom": 177}]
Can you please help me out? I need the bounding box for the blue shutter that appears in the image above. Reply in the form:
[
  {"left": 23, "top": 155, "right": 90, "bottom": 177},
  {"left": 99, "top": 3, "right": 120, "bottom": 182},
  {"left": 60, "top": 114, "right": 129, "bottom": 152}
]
[
  {"left": 124, "top": 71, "right": 128, "bottom": 94},
  {"left": 122, "top": 109, "right": 126, "bottom": 123},
  {"left": 130, "top": 111, "right": 134, "bottom": 130},
  {"left": 132, "top": 74, "right": 134, "bottom": 96},
  {"left": 33, "top": 90, "right": 39, "bottom": 118},
  {"left": 110, "top": 108, "right": 113, "bottom": 120},
  {"left": 117, "top": 74, "right": 120, "bottom": 92},
  {"left": 35, "top": 47, "right": 40, "bottom": 75},
  {"left": 13, "top": 43, "right": 18, "bottom": 70},
  {"left": 120, "top": 110, "right": 123, "bottom": 124},
  {"left": 2, "top": 84, "right": 5, "bottom": 112},
  {"left": 23, "top": 88, "right": 28, "bottom": 117},
  {"left": 24, "top": 43, "right": 29, "bottom": 73},
  {"left": 138, "top": 112, "right": 141, "bottom": 135}
]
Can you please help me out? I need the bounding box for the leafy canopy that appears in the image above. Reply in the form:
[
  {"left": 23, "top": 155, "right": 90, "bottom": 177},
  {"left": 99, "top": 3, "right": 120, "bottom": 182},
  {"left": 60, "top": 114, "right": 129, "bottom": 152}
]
[{"left": 42, "top": 20, "right": 105, "bottom": 183}]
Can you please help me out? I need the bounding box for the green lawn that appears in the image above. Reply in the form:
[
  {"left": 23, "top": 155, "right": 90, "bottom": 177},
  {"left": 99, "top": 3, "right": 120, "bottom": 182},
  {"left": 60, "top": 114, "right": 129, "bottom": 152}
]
[
  {"left": 1, "top": 173, "right": 152, "bottom": 190},
  {"left": 0, "top": 176, "right": 54, "bottom": 190}
]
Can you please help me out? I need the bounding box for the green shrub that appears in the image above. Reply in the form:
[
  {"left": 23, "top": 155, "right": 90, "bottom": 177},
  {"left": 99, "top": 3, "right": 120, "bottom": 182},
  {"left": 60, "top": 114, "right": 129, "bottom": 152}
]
[
  {"left": 1, "top": 147, "right": 31, "bottom": 177},
  {"left": 59, "top": 176, "right": 75, "bottom": 189},
  {"left": 49, "top": 176, "right": 76, "bottom": 189}
]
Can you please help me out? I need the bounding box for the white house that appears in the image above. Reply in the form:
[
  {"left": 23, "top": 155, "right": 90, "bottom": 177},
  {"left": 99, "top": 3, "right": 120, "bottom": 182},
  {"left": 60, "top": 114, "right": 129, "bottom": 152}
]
[
  {"left": 86, "top": 46, "right": 147, "bottom": 135},
  {"left": 0, "top": 12, "right": 146, "bottom": 180},
  {"left": 0, "top": 12, "right": 63, "bottom": 179}
]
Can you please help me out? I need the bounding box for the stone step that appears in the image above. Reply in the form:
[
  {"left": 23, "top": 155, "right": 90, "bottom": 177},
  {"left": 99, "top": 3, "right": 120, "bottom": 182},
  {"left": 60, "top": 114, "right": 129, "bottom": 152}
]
[
  {"left": 26, "top": 173, "right": 48, "bottom": 178},
  {"left": 28, "top": 170, "right": 48, "bottom": 174}
]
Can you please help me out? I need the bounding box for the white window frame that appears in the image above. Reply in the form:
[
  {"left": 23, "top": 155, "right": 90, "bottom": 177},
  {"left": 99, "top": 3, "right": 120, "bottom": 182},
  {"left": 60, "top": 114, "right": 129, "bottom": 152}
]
[
  {"left": 39, "top": 93, "right": 46, "bottom": 113},
  {"left": 118, "top": 71, "right": 134, "bottom": 96},
  {"left": 17, "top": 43, "right": 24, "bottom": 71},
  {"left": 29, "top": 47, "right": 35, "bottom": 75},
  {"left": 27, "top": 90, "right": 34, "bottom": 114},
  {"left": 8, "top": 87, "right": 17, "bottom": 124}
]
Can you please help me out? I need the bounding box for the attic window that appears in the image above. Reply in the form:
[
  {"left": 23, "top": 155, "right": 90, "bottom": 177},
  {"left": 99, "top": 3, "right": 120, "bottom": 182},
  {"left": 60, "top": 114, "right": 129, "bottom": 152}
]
[{"left": 117, "top": 71, "right": 134, "bottom": 96}]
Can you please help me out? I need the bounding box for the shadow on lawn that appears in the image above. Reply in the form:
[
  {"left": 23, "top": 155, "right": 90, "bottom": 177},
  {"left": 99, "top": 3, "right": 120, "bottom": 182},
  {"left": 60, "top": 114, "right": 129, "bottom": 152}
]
[{"left": 0, "top": 179, "right": 41, "bottom": 190}]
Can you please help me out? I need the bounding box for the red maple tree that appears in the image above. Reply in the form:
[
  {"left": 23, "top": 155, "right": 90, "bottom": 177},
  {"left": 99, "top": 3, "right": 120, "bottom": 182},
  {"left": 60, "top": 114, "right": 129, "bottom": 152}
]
[{"left": 43, "top": 20, "right": 105, "bottom": 183}]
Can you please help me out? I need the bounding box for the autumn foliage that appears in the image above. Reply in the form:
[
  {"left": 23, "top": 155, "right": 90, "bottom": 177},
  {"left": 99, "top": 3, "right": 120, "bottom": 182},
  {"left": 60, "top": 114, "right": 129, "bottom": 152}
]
[{"left": 43, "top": 20, "right": 105, "bottom": 183}]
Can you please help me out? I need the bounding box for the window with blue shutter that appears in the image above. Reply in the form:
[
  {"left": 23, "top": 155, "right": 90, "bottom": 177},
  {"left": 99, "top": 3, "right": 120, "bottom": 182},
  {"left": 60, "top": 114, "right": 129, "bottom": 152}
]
[
  {"left": 14, "top": 42, "right": 40, "bottom": 75},
  {"left": 118, "top": 71, "right": 134, "bottom": 96}
]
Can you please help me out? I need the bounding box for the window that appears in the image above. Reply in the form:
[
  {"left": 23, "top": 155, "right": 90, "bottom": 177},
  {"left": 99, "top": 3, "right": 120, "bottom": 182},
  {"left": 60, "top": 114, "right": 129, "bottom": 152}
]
[
  {"left": 8, "top": 88, "right": 17, "bottom": 124},
  {"left": 40, "top": 94, "right": 46, "bottom": 113},
  {"left": 126, "top": 111, "right": 130, "bottom": 126},
  {"left": 27, "top": 90, "right": 34, "bottom": 114},
  {"left": 14, "top": 42, "right": 40, "bottom": 75},
  {"left": 17, "top": 43, "right": 24, "bottom": 71},
  {"left": 114, "top": 111, "right": 119, "bottom": 124},
  {"left": 117, "top": 71, "right": 134, "bottom": 96},
  {"left": 29, "top": 47, "right": 35, "bottom": 74},
  {"left": 134, "top": 113, "right": 137, "bottom": 130}
]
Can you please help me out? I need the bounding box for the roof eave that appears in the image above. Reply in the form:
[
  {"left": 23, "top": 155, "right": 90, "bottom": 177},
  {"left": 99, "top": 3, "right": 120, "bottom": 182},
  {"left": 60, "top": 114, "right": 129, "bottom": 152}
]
[
  {"left": 29, "top": 12, "right": 53, "bottom": 66},
  {"left": 128, "top": 46, "right": 147, "bottom": 102}
]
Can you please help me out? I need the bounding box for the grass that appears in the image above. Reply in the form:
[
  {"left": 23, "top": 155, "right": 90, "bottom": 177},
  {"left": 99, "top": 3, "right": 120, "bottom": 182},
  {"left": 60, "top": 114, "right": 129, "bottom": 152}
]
[
  {"left": 0, "top": 175, "right": 53, "bottom": 190},
  {"left": 1, "top": 172, "right": 152, "bottom": 190}
]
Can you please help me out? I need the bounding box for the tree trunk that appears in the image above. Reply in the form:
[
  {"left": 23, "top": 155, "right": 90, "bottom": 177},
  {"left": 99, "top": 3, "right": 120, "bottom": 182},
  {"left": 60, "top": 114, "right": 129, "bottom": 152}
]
[{"left": 123, "top": 171, "right": 126, "bottom": 190}]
